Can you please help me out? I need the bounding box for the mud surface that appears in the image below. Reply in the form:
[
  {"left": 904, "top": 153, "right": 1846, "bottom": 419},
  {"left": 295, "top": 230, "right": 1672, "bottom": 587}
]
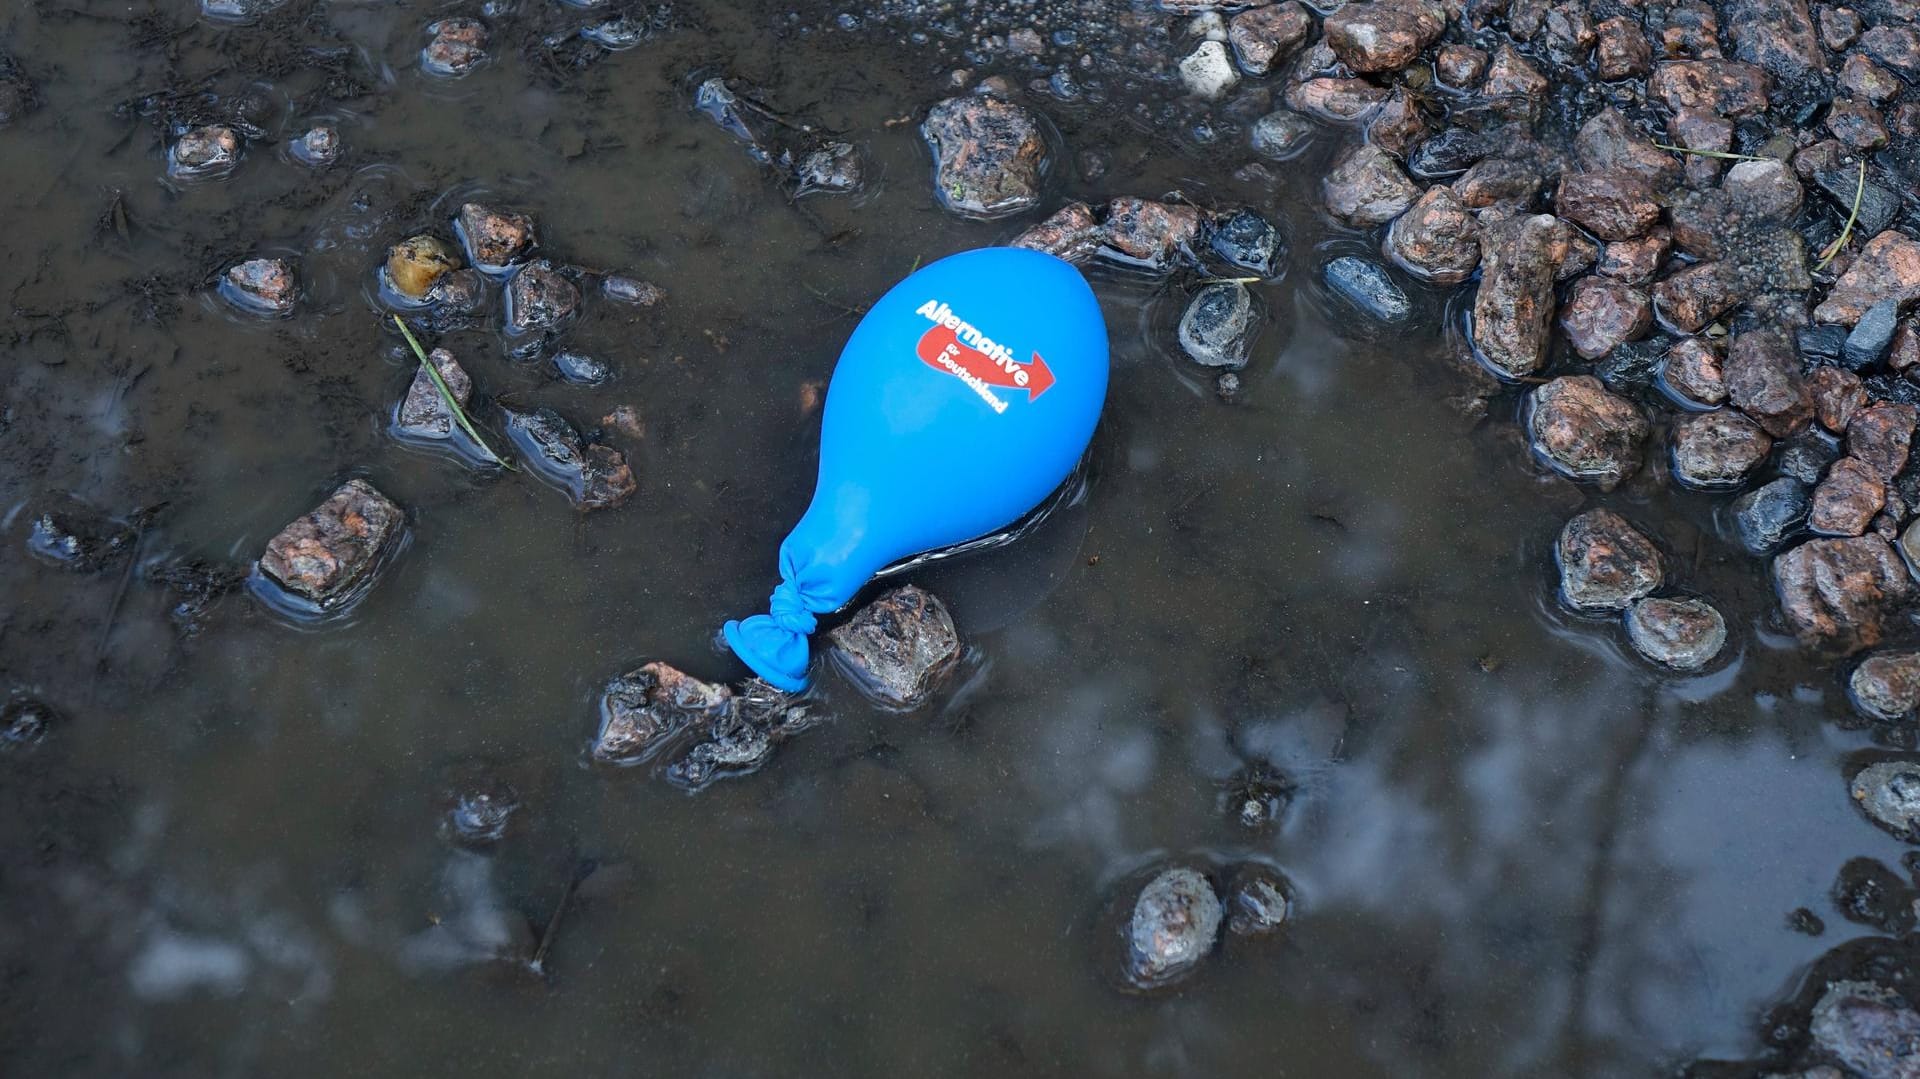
[{"left": 3, "top": 0, "right": 1918, "bottom": 1075}]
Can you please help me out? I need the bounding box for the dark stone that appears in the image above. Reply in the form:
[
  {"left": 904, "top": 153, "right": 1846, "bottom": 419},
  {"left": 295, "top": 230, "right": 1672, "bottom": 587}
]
[
  {"left": 1801, "top": 323, "right": 1852, "bottom": 365},
  {"left": 601, "top": 276, "right": 664, "bottom": 307},
  {"left": 1125, "top": 867, "right": 1223, "bottom": 990},
  {"left": 1862, "top": 23, "right": 1920, "bottom": 78},
  {"left": 1809, "top": 981, "right": 1920, "bottom": 1079},
  {"left": 1555, "top": 170, "right": 1661, "bottom": 241},
  {"left": 258, "top": 480, "right": 406, "bottom": 607},
  {"left": 1407, "top": 126, "right": 1499, "bottom": 180},
  {"left": 1810, "top": 457, "right": 1885, "bottom": 537},
  {"left": 1779, "top": 430, "right": 1844, "bottom": 484},
  {"left": 1624, "top": 596, "right": 1727, "bottom": 670},
  {"left": 1557, "top": 508, "right": 1663, "bottom": 611},
  {"left": 456, "top": 203, "right": 537, "bottom": 274},
  {"left": 1847, "top": 300, "right": 1903, "bottom": 370},
  {"left": 1473, "top": 214, "right": 1571, "bottom": 376},
  {"left": 1772, "top": 534, "right": 1912, "bottom": 650},
  {"left": 1731, "top": 478, "right": 1811, "bottom": 553},
  {"left": 1102, "top": 197, "right": 1203, "bottom": 272},
  {"left": 1221, "top": 768, "right": 1292, "bottom": 831},
  {"left": 395, "top": 347, "right": 472, "bottom": 440},
  {"left": 1323, "top": 0, "right": 1444, "bottom": 72},
  {"left": 505, "top": 260, "right": 582, "bottom": 335},
  {"left": 145, "top": 558, "right": 245, "bottom": 636},
  {"left": 1558, "top": 276, "right": 1651, "bottom": 360},
  {"left": 1322, "top": 144, "right": 1418, "bottom": 226},
  {"left": 1650, "top": 60, "right": 1771, "bottom": 117},
  {"left": 1452, "top": 156, "right": 1546, "bottom": 208},
  {"left": 0, "top": 698, "right": 59, "bottom": 752},
  {"left": 1671, "top": 409, "right": 1774, "bottom": 488},
  {"left": 1850, "top": 658, "right": 1920, "bottom": 722},
  {"left": 826, "top": 585, "right": 963, "bottom": 709},
  {"left": 1250, "top": 110, "right": 1316, "bottom": 160},
  {"left": 1323, "top": 256, "right": 1411, "bottom": 323},
  {"left": 1662, "top": 337, "right": 1726, "bottom": 406},
  {"left": 1651, "top": 261, "right": 1741, "bottom": 334},
  {"left": 1828, "top": 99, "right": 1891, "bottom": 151},
  {"left": 1528, "top": 376, "right": 1649, "bottom": 488},
  {"left": 1483, "top": 45, "right": 1549, "bottom": 102},
  {"left": 552, "top": 351, "right": 611, "bottom": 385},
  {"left": 501, "top": 407, "right": 636, "bottom": 510},
  {"left": 1209, "top": 209, "right": 1282, "bottom": 277},
  {"left": 1575, "top": 108, "right": 1680, "bottom": 186},
  {"left": 921, "top": 94, "right": 1048, "bottom": 219},
  {"left": 220, "top": 258, "right": 297, "bottom": 316},
  {"left": 1284, "top": 77, "right": 1388, "bottom": 124},
  {"left": 1384, "top": 186, "right": 1479, "bottom": 284},
  {"left": 592, "top": 662, "right": 732, "bottom": 766},
  {"left": 421, "top": 18, "right": 488, "bottom": 77},
  {"left": 1840, "top": 53, "right": 1903, "bottom": 104},
  {"left": 1722, "top": 0, "right": 1826, "bottom": 78},
  {"left": 27, "top": 504, "right": 134, "bottom": 572},
  {"left": 1727, "top": 329, "right": 1813, "bottom": 437},
  {"left": 792, "top": 141, "right": 862, "bottom": 195},
  {"left": 1178, "top": 283, "right": 1257, "bottom": 368},
  {"left": 438, "top": 764, "right": 520, "bottom": 848},
  {"left": 1815, "top": 170, "right": 1901, "bottom": 247},
  {"left": 1852, "top": 402, "right": 1919, "bottom": 479},
  {"left": 1223, "top": 865, "right": 1291, "bottom": 937}
]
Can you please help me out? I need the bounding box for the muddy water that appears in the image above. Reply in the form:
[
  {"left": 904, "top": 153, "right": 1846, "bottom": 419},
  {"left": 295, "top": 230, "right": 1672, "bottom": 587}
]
[{"left": 0, "top": 1, "right": 1907, "bottom": 1076}]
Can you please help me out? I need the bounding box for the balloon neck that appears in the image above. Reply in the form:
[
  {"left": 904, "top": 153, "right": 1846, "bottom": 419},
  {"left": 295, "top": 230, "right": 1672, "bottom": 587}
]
[{"left": 722, "top": 580, "right": 819, "bottom": 692}]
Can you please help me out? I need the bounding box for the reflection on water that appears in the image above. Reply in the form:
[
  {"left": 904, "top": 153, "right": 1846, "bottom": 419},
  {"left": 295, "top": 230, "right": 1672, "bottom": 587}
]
[{"left": 0, "top": 0, "right": 1913, "bottom": 1074}]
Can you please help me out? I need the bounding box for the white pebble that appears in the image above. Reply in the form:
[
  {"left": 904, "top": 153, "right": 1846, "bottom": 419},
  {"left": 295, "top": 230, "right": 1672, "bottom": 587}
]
[{"left": 1180, "top": 40, "right": 1239, "bottom": 100}]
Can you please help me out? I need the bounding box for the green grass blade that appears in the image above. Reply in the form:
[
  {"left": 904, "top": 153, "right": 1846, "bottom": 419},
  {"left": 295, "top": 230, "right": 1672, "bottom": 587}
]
[
  {"left": 1651, "top": 143, "right": 1769, "bottom": 162},
  {"left": 391, "top": 315, "right": 515, "bottom": 470},
  {"left": 1815, "top": 161, "right": 1866, "bottom": 272}
]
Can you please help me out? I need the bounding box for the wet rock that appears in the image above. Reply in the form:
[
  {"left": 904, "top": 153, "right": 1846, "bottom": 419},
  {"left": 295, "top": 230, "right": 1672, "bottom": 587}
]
[
  {"left": 1179, "top": 283, "right": 1256, "bottom": 369},
  {"left": 1472, "top": 214, "right": 1569, "bottom": 377},
  {"left": 0, "top": 695, "right": 57, "bottom": 751},
  {"left": 1624, "top": 596, "right": 1726, "bottom": 669},
  {"left": 1230, "top": 3, "right": 1312, "bottom": 75},
  {"left": 1576, "top": 108, "right": 1680, "bottom": 186},
  {"left": 258, "top": 480, "right": 405, "bottom": 608},
  {"left": 1556, "top": 170, "right": 1660, "bottom": 242},
  {"left": 1808, "top": 981, "right": 1920, "bottom": 1078},
  {"left": 1483, "top": 45, "right": 1549, "bottom": 103},
  {"left": 1102, "top": 197, "right": 1202, "bottom": 271},
  {"left": 422, "top": 18, "right": 489, "bottom": 77},
  {"left": 1250, "top": 110, "right": 1316, "bottom": 159},
  {"left": 601, "top": 404, "right": 644, "bottom": 441},
  {"left": 1828, "top": 99, "right": 1891, "bottom": 151},
  {"left": 1862, "top": 23, "right": 1920, "bottom": 78},
  {"left": 921, "top": 94, "right": 1047, "bottom": 219},
  {"left": 220, "top": 257, "right": 297, "bottom": 316},
  {"left": 1727, "top": 158, "right": 1804, "bottom": 220},
  {"left": 1811, "top": 366, "right": 1868, "bottom": 433},
  {"left": 1782, "top": 430, "right": 1845, "bottom": 484},
  {"left": 1322, "top": 144, "right": 1417, "bottom": 226},
  {"left": 1894, "top": 320, "right": 1920, "bottom": 374},
  {"left": 1727, "top": 330, "right": 1813, "bottom": 438},
  {"left": 385, "top": 235, "right": 462, "bottom": 302},
  {"left": 1668, "top": 107, "right": 1735, "bottom": 187},
  {"left": 168, "top": 125, "right": 239, "bottom": 181},
  {"left": 501, "top": 407, "right": 634, "bottom": 510},
  {"left": 1323, "top": 0, "right": 1443, "bottom": 73},
  {"left": 1661, "top": 1, "right": 1723, "bottom": 58},
  {"left": 288, "top": 126, "right": 339, "bottom": 168},
  {"left": 1011, "top": 201, "right": 1104, "bottom": 263},
  {"left": 1409, "top": 126, "right": 1500, "bottom": 179},
  {"left": 1821, "top": 5, "right": 1863, "bottom": 50},
  {"left": 1811, "top": 457, "right": 1886, "bottom": 536},
  {"left": 1853, "top": 403, "right": 1919, "bottom": 481},
  {"left": 1453, "top": 156, "right": 1547, "bottom": 208},
  {"left": 1323, "top": 256, "right": 1410, "bottom": 323},
  {"left": 1650, "top": 60, "right": 1770, "bottom": 117},
  {"left": 792, "top": 141, "right": 863, "bottom": 195},
  {"left": 1773, "top": 534, "right": 1912, "bottom": 650},
  {"left": 456, "top": 203, "right": 536, "bottom": 274},
  {"left": 145, "top": 558, "right": 245, "bottom": 635},
  {"left": 1732, "top": 478, "right": 1811, "bottom": 553},
  {"left": 826, "top": 585, "right": 962, "bottom": 709},
  {"left": 1815, "top": 169, "right": 1900, "bottom": 241},
  {"left": 1285, "top": 77, "right": 1388, "bottom": 123},
  {"left": 1558, "top": 509, "right": 1663, "bottom": 611},
  {"left": 1221, "top": 768, "right": 1292, "bottom": 831},
  {"left": 1209, "top": 209, "right": 1281, "bottom": 277},
  {"left": 1594, "top": 16, "right": 1651, "bottom": 79},
  {"left": 1598, "top": 229, "right": 1669, "bottom": 287},
  {"left": 27, "top": 505, "right": 134, "bottom": 572},
  {"left": 438, "top": 767, "right": 520, "bottom": 847},
  {"left": 1852, "top": 657, "right": 1920, "bottom": 722},
  {"left": 1528, "top": 375, "right": 1649, "bottom": 489},
  {"left": 395, "top": 348, "right": 472, "bottom": 440},
  {"left": 1436, "top": 44, "right": 1488, "bottom": 86},
  {"left": 506, "top": 260, "right": 582, "bottom": 335},
  {"left": 1125, "top": 867, "right": 1223, "bottom": 990},
  {"left": 1651, "top": 261, "right": 1741, "bottom": 334},
  {"left": 1663, "top": 337, "right": 1727, "bottom": 406},
  {"left": 593, "top": 662, "right": 732, "bottom": 766},
  {"left": 1384, "top": 186, "right": 1479, "bottom": 284},
  {"left": 1179, "top": 40, "right": 1240, "bottom": 99},
  {"left": 552, "top": 351, "right": 611, "bottom": 385},
  {"left": 1223, "top": 865, "right": 1291, "bottom": 938},
  {"left": 601, "top": 275, "right": 664, "bottom": 307},
  {"left": 1847, "top": 300, "right": 1902, "bottom": 371},
  {"left": 1723, "top": 0, "right": 1826, "bottom": 78},
  {"left": 1841, "top": 54, "right": 1904, "bottom": 105},
  {"left": 1366, "top": 91, "right": 1430, "bottom": 159},
  {"left": 413, "top": 269, "right": 487, "bottom": 334},
  {"left": 1815, "top": 232, "right": 1920, "bottom": 327},
  {"left": 1559, "top": 276, "right": 1651, "bottom": 360},
  {"left": 1672, "top": 409, "right": 1774, "bottom": 487}
]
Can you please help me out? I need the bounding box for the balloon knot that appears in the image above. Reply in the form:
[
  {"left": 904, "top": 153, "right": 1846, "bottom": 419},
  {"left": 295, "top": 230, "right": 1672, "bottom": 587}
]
[{"left": 768, "top": 581, "right": 818, "bottom": 636}]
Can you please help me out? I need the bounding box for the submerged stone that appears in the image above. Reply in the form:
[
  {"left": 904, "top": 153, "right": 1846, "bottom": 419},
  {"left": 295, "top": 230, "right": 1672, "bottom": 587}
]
[
  {"left": 592, "top": 662, "right": 732, "bottom": 766},
  {"left": 501, "top": 406, "right": 635, "bottom": 510},
  {"left": 168, "top": 125, "right": 239, "bottom": 181},
  {"left": 1809, "top": 980, "right": 1920, "bottom": 1078},
  {"left": 1624, "top": 596, "right": 1727, "bottom": 670},
  {"left": 1323, "top": 256, "right": 1410, "bottom": 323},
  {"left": 456, "top": 202, "right": 537, "bottom": 273},
  {"left": 386, "top": 235, "right": 462, "bottom": 301},
  {"left": 1223, "top": 865, "right": 1291, "bottom": 938},
  {"left": 827, "top": 585, "right": 962, "bottom": 709},
  {"left": 288, "top": 126, "right": 339, "bottom": 167},
  {"left": 921, "top": 93, "right": 1048, "bottom": 219},
  {"left": 0, "top": 697, "right": 59, "bottom": 752},
  {"left": 438, "top": 765, "right": 520, "bottom": 848},
  {"left": 1773, "top": 535, "right": 1912, "bottom": 651},
  {"left": 220, "top": 258, "right": 297, "bottom": 316},
  {"left": 1851, "top": 654, "right": 1920, "bottom": 721},
  {"left": 1527, "top": 376, "right": 1649, "bottom": 490},
  {"left": 601, "top": 275, "right": 664, "bottom": 306},
  {"left": 792, "top": 141, "right": 863, "bottom": 195},
  {"left": 422, "top": 18, "right": 489, "bottom": 77},
  {"left": 1731, "top": 478, "right": 1811, "bottom": 553},
  {"left": 1102, "top": 197, "right": 1202, "bottom": 272},
  {"left": 1250, "top": 110, "right": 1316, "bottom": 160},
  {"left": 258, "top": 479, "right": 406, "bottom": 608},
  {"left": 27, "top": 505, "right": 134, "bottom": 572},
  {"left": 506, "top": 260, "right": 582, "bottom": 335},
  {"left": 1209, "top": 209, "right": 1281, "bottom": 277},
  {"left": 552, "top": 351, "right": 611, "bottom": 385},
  {"left": 395, "top": 347, "right": 472, "bottom": 440},
  {"left": 1671, "top": 409, "right": 1773, "bottom": 489},
  {"left": 1126, "top": 867, "right": 1223, "bottom": 990},
  {"left": 1178, "top": 282, "right": 1256, "bottom": 368}
]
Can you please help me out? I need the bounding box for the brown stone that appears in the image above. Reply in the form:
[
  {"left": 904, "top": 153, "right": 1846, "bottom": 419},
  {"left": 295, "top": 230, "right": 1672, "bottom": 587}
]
[
  {"left": 456, "top": 203, "right": 536, "bottom": 271},
  {"left": 223, "top": 258, "right": 298, "bottom": 315},
  {"left": 1812, "top": 457, "right": 1887, "bottom": 535},
  {"left": 1435, "top": 44, "right": 1488, "bottom": 85},
  {"left": 1723, "top": 0, "right": 1827, "bottom": 77},
  {"left": 1574, "top": 107, "right": 1681, "bottom": 186},
  {"left": 1840, "top": 53, "right": 1904, "bottom": 105},
  {"left": 1285, "top": 77, "right": 1388, "bottom": 123},
  {"left": 1543, "top": 3, "right": 1596, "bottom": 62},
  {"left": 1383, "top": 185, "right": 1480, "bottom": 284},
  {"left": 1670, "top": 408, "right": 1773, "bottom": 487},
  {"left": 1556, "top": 508, "right": 1663, "bottom": 611},
  {"left": 1595, "top": 16, "right": 1652, "bottom": 79},
  {"left": 1598, "top": 228, "right": 1670, "bottom": 285},
  {"left": 1555, "top": 170, "right": 1661, "bottom": 241},
  {"left": 1810, "top": 365, "right": 1868, "bottom": 433},
  {"left": 1650, "top": 60, "right": 1771, "bottom": 117},
  {"left": 1229, "top": 2, "right": 1312, "bottom": 75},
  {"left": 1773, "top": 534, "right": 1913, "bottom": 650},
  {"left": 1558, "top": 276, "right": 1651, "bottom": 359},
  {"left": 1323, "top": 145, "right": 1419, "bottom": 226},
  {"left": 1662, "top": 337, "right": 1727, "bottom": 405},
  {"left": 506, "top": 261, "right": 581, "bottom": 334},
  {"left": 921, "top": 94, "right": 1049, "bottom": 219},
  {"left": 1558, "top": 232, "right": 1598, "bottom": 281},
  {"left": 1661, "top": 1, "right": 1722, "bottom": 58},
  {"left": 1472, "top": 214, "right": 1570, "bottom": 376},
  {"left": 1323, "top": 0, "right": 1443, "bottom": 72},
  {"left": 1814, "top": 231, "right": 1920, "bottom": 325},
  {"left": 1011, "top": 201, "right": 1103, "bottom": 263},
  {"left": 826, "top": 585, "right": 964, "bottom": 708},
  {"left": 1827, "top": 99, "right": 1890, "bottom": 150},
  {"left": 1453, "top": 157, "right": 1546, "bottom": 208},
  {"left": 592, "top": 662, "right": 733, "bottom": 766},
  {"left": 1891, "top": 320, "right": 1920, "bottom": 372},
  {"left": 1483, "top": 45, "right": 1549, "bottom": 99},
  {"left": 385, "top": 235, "right": 461, "bottom": 300},
  {"left": 1861, "top": 23, "right": 1920, "bottom": 78},
  {"left": 1849, "top": 402, "right": 1918, "bottom": 478},
  {"left": 1819, "top": 5, "right": 1862, "bottom": 50},
  {"left": 1367, "top": 90, "right": 1431, "bottom": 158},
  {"left": 1102, "top": 197, "right": 1203, "bottom": 270},
  {"left": 1527, "top": 374, "right": 1650, "bottom": 488},
  {"left": 1726, "top": 329, "right": 1813, "bottom": 437},
  {"left": 1652, "top": 261, "right": 1741, "bottom": 333},
  {"left": 259, "top": 479, "right": 405, "bottom": 606},
  {"left": 1666, "top": 107, "right": 1735, "bottom": 188}
]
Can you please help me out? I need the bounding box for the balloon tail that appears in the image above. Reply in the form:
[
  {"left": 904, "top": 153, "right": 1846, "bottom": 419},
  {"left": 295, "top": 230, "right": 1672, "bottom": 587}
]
[{"left": 722, "top": 580, "right": 819, "bottom": 691}]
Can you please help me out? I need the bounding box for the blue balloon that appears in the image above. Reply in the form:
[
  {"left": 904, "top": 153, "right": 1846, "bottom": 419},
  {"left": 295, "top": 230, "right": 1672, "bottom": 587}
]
[{"left": 724, "top": 246, "right": 1109, "bottom": 691}]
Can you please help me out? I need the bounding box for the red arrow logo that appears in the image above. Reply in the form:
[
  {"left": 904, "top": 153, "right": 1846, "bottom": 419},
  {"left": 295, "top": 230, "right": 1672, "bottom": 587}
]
[{"left": 915, "top": 324, "right": 1054, "bottom": 402}]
